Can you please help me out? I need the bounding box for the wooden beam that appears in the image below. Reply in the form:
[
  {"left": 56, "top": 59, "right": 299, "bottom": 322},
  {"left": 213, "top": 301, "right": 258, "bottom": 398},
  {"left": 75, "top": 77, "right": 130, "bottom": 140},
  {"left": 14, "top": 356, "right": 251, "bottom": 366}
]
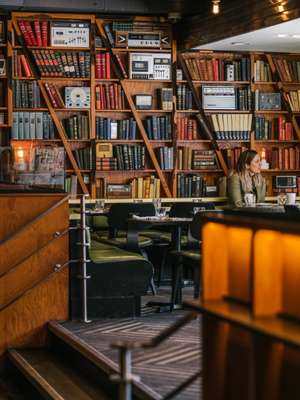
[
  {"left": 95, "top": 18, "right": 172, "bottom": 198},
  {"left": 178, "top": 0, "right": 300, "bottom": 50},
  {"left": 178, "top": 52, "right": 228, "bottom": 175}
]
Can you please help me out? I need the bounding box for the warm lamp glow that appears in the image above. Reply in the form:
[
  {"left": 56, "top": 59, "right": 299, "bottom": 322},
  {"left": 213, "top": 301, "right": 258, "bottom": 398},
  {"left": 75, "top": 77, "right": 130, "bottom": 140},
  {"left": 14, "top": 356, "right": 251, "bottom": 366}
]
[
  {"left": 261, "top": 148, "right": 266, "bottom": 160},
  {"left": 212, "top": 0, "right": 220, "bottom": 14},
  {"left": 16, "top": 149, "right": 24, "bottom": 159}
]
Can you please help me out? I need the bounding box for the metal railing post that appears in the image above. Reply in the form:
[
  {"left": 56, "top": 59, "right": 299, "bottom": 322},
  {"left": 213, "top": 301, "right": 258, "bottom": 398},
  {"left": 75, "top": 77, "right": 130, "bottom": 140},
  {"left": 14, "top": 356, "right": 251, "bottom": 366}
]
[{"left": 79, "top": 194, "right": 91, "bottom": 323}]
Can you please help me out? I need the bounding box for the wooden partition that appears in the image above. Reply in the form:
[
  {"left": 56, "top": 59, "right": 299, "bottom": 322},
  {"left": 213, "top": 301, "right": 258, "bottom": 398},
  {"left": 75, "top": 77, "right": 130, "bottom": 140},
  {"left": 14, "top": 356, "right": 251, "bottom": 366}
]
[
  {"left": 0, "top": 193, "right": 69, "bottom": 356},
  {"left": 187, "top": 211, "right": 300, "bottom": 400}
]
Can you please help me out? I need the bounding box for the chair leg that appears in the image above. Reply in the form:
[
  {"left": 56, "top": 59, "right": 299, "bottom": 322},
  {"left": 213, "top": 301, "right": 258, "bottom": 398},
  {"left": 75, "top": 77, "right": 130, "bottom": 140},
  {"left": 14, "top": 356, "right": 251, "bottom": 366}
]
[
  {"left": 150, "top": 277, "right": 156, "bottom": 295},
  {"left": 171, "top": 256, "right": 182, "bottom": 312},
  {"left": 193, "top": 263, "right": 200, "bottom": 299},
  {"left": 157, "top": 246, "right": 168, "bottom": 288}
]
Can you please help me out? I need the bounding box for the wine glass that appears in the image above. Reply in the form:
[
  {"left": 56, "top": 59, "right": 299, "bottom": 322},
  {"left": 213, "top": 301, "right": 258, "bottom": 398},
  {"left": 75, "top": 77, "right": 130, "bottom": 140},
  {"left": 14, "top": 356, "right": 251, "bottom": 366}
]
[{"left": 153, "top": 198, "right": 162, "bottom": 216}]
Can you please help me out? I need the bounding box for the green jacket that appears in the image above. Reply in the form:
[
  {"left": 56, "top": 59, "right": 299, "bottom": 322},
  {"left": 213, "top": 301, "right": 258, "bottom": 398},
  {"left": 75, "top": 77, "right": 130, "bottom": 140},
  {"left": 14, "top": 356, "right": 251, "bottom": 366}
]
[{"left": 227, "top": 172, "right": 266, "bottom": 207}]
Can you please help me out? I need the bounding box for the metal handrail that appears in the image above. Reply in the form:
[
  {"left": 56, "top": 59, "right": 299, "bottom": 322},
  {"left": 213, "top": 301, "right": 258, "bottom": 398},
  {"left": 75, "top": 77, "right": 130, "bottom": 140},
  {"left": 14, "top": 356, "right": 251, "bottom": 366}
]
[{"left": 111, "top": 310, "right": 201, "bottom": 400}]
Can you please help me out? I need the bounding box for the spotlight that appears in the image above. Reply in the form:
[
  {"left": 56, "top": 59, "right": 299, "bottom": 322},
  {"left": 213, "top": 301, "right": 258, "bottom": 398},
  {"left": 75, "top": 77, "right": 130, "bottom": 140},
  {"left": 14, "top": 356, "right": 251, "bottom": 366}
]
[{"left": 212, "top": 0, "right": 221, "bottom": 15}]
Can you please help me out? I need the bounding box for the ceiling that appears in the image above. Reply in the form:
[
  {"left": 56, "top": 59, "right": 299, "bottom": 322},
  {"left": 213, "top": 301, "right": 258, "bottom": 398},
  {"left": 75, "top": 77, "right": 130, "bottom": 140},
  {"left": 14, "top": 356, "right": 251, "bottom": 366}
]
[
  {"left": 195, "top": 17, "right": 300, "bottom": 53},
  {"left": 0, "top": 0, "right": 217, "bottom": 17}
]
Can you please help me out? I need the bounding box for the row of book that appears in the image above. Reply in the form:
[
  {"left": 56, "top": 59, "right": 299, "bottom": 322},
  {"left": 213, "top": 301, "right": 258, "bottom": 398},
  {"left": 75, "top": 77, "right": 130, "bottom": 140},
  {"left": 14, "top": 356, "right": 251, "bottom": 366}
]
[
  {"left": 269, "top": 146, "right": 300, "bottom": 170},
  {"left": 95, "top": 84, "right": 126, "bottom": 110},
  {"left": 185, "top": 56, "right": 251, "bottom": 81},
  {"left": 176, "top": 116, "right": 198, "bottom": 140},
  {"left": 131, "top": 176, "right": 161, "bottom": 198},
  {"left": 96, "top": 117, "right": 137, "bottom": 140},
  {"left": 177, "top": 148, "right": 217, "bottom": 170},
  {"left": 273, "top": 57, "right": 300, "bottom": 82},
  {"left": 18, "top": 19, "right": 48, "bottom": 47},
  {"left": 223, "top": 146, "right": 247, "bottom": 170},
  {"left": 236, "top": 87, "right": 252, "bottom": 111},
  {"left": 210, "top": 114, "right": 253, "bottom": 140},
  {"left": 73, "top": 147, "right": 93, "bottom": 170},
  {"left": 113, "top": 144, "right": 145, "bottom": 170},
  {"left": 176, "top": 85, "right": 193, "bottom": 110},
  {"left": 44, "top": 82, "right": 65, "bottom": 108},
  {"left": 31, "top": 50, "right": 91, "bottom": 78},
  {"left": 286, "top": 90, "right": 300, "bottom": 112},
  {"left": 11, "top": 111, "right": 55, "bottom": 140},
  {"left": 156, "top": 147, "right": 173, "bottom": 170},
  {"left": 13, "top": 80, "right": 41, "bottom": 108},
  {"left": 255, "top": 116, "right": 293, "bottom": 140},
  {"left": 0, "top": 21, "right": 5, "bottom": 43},
  {"left": 13, "top": 50, "right": 33, "bottom": 77},
  {"left": 144, "top": 116, "right": 172, "bottom": 140},
  {"left": 95, "top": 52, "right": 111, "bottom": 79},
  {"left": 96, "top": 157, "right": 118, "bottom": 171},
  {"left": 62, "top": 115, "right": 89, "bottom": 140},
  {"left": 177, "top": 174, "right": 206, "bottom": 197},
  {"left": 254, "top": 60, "right": 273, "bottom": 82}
]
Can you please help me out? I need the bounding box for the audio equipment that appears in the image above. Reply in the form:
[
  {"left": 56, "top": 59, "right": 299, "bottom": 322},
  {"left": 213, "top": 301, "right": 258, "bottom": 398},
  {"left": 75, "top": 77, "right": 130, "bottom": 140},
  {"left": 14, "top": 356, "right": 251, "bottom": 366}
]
[
  {"left": 65, "top": 87, "right": 90, "bottom": 108},
  {"left": 134, "top": 94, "right": 153, "bottom": 110},
  {"left": 129, "top": 53, "right": 171, "bottom": 80},
  {"left": 115, "top": 31, "right": 170, "bottom": 48},
  {"left": 202, "top": 86, "right": 236, "bottom": 110},
  {"left": 274, "top": 175, "right": 297, "bottom": 189},
  {"left": 95, "top": 143, "right": 113, "bottom": 158},
  {"left": 50, "top": 21, "right": 90, "bottom": 48}
]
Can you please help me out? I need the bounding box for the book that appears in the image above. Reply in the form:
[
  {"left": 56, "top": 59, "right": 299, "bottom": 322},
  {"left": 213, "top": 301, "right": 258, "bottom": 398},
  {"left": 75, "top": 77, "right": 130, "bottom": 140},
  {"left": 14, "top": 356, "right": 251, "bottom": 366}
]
[{"left": 12, "top": 111, "right": 55, "bottom": 140}]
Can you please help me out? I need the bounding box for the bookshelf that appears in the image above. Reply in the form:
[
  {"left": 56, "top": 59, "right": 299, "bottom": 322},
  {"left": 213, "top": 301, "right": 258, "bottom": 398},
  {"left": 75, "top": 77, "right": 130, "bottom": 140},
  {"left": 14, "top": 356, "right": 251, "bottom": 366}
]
[{"left": 6, "top": 12, "right": 300, "bottom": 199}]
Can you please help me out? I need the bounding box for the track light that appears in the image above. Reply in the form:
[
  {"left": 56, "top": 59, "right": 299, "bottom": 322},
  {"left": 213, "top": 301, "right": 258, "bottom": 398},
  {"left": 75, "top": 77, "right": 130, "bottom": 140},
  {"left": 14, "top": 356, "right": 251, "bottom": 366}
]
[{"left": 212, "top": 0, "right": 221, "bottom": 14}]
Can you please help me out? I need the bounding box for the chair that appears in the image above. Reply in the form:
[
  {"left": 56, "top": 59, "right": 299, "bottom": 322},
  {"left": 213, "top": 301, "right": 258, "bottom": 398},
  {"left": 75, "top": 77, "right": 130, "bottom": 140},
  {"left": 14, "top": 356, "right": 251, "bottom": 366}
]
[{"left": 170, "top": 209, "right": 223, "bottom": 311}]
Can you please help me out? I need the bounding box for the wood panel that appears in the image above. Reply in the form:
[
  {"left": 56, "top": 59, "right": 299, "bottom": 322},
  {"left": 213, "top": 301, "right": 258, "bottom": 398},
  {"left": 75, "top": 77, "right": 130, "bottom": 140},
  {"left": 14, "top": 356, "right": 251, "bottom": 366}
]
[
  {"left": 0, "top": 194, "right": 65, "bottom": 241},
  {"left": 0, "top": 197, "right": 69, "bottom": 276},
  {"left": 0, "top": 194, "right": 69, "bottom": 357},
  {"left": 178, "top": 0, "right": 300, "bottom": 50}
]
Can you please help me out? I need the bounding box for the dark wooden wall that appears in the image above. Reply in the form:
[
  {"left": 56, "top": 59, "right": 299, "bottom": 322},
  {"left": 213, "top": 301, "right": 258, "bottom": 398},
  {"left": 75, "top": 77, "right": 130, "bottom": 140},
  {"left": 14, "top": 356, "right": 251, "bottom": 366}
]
[{"left": 177, "top": 0, "right": 300, "bottom": 50}]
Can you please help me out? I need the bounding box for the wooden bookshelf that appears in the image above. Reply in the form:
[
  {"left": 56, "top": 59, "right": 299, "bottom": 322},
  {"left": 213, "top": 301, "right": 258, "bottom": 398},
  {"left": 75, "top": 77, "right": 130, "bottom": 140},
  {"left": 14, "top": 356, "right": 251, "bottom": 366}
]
[{"left": 6, "top": 13, "right": 300, "bottom": 199}]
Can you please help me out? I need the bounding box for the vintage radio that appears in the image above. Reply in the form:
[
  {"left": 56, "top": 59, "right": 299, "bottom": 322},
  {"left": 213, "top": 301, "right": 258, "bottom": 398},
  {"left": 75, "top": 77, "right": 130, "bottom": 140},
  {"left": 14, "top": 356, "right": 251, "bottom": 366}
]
[
  {"left": 115, "top": 31, "right": 170, "bottom": 48},
  {"left": 106, "top": 184, "right": 132, "bottom": 199},
  {"left": 95, "top": 143, "right": 113, "bottom": 158},
  {"left": 129, "top": 53, "right": 171, "bottom": 80},
  {"left": 274, "top": 175, "right": 297, "bottom": 189},
  {"left": 134, "top": 94, "right": 153, "bottom": 110},
  {"left": 202, "top": 86, "right": 236, "bottom": 110},
  {"left": 50, "top": 21, "right": 90, "bottom": 48},
  {"left": 65, "top": 87, "right": 90, "bottom": 108}
]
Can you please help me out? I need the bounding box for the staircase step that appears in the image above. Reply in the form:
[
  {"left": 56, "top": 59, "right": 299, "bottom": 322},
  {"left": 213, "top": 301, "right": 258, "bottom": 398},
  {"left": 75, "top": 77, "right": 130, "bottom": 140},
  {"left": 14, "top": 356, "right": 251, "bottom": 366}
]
[
  {"left": 8, "top": 349, "right": 111, "bottom": 400},
  {"left": 48, "top": 321, "right": 160, "bottom": 400}
]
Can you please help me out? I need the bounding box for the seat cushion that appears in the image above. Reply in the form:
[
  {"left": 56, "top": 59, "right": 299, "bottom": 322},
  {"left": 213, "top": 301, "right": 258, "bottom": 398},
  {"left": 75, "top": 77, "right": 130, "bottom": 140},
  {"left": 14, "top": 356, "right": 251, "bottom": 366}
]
[
  {"left": 142, "top": 230, "right": 171, "bottom": 243},
  {"left": 93, "top": 233, "right": 153, "bottom": 248},
  {"left": 171, "top": 249, "right": 201, "bottom": 262},
  {"left": 89, "top": 246, "right": 145, "bottom": 264}
]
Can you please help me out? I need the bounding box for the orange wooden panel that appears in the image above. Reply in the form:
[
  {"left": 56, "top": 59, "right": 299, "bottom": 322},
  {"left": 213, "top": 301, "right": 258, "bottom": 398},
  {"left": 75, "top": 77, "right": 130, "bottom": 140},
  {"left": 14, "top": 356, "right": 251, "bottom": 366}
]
[
  {"left": 0, "top": 268, "right": 68, "bottom": 356},
  {"left": 0, "top": 235, "right": 68, "bottom": 309},
  {"left": 0, "top": 200, "right": 69, "bottom": 276},
  {"left": 281, "top": 233, "right": 300, "bottom": 319},
  {"left": 253, "top": 230, "right": 283, "bottom": 317},
  {"left": 202, "top": 222, "right": 229, "bottom": 301},
  {"left": 0, "top": 194, "right": 64, "bottom": 241},
  {"left": 227, "top": 226, "right": 253, "bottom": 304}
]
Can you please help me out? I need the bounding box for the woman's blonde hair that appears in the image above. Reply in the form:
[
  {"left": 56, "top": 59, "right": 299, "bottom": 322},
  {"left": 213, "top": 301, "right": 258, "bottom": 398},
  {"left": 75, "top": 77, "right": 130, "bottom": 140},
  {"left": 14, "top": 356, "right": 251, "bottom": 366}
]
[{"left": 236, "top": 150, "right": 262, "bottom": 193}]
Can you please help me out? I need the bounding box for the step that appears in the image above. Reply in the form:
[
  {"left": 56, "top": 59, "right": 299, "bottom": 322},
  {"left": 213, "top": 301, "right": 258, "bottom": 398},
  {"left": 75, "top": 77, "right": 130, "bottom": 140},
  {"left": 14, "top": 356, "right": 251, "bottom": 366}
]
[
  {"left": 8, "top": 348, "right": 111, "bottom": 400},
  {"left": 48, "top": 321, "right": 160, "bottom": 400}
]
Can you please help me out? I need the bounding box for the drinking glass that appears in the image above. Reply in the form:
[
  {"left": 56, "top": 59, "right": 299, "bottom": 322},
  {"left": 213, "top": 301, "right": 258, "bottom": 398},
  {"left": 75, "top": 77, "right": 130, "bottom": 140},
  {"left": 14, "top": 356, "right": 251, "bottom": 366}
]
[
  {"left": 277, "top": 193, "right": 287, "bottom": 206},
  {"left": 94, "top": 200, "right": 105, "bottom": 212},
  {"left": 153, "top": 198, "right": 162, "bottom": 216},
  {"left": 244, "top": 193, "right": 256, "bottom": 206}
]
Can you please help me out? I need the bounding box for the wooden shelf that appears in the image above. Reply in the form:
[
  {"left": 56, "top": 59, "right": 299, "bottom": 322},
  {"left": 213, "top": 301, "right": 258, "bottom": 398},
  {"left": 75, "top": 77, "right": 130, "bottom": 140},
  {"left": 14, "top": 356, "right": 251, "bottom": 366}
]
[
  {"left": 124, "top": 79, "right": 172, "bottom": 83},
  {"left": 136, "top": 109, "right": 172, "bottom": 113},
  {"left": 0, "top": 44, "right": 7, "bottom": 47},
  {"left": 95, "top": 109, "right": 131, "bottom": 112},
  {"left": 185, "top": 299, "right": 300, "bottom": 349},
  {"left": 54, "top": 108, "right": 90, "bottom": 112},
  {"left": 177, "top": 140, "right": 211, "bottom": 143},
  {"left": 96, "top": 169, "right": 156, "bottom": 174},
  {"left": 253, "top": 81, "right": 277, "bottom": 85},
  {"left": 255, "top": 140, "right": 300, "bottom": 143},
  {"left": 95, "top": 139, "right": 144, "bottom": 143},
  {"left": 192, "top": 80, "right": 251, "bottom": 84},
  {"left": 0, "top": 107, "right": 7, "bottom": 110},
  {"left": 0, "top": 76, "right": 7, "bottom": 79},
  {"left": 14, "top": 108, "right": 48, "bottom": 111},
  {"left": 95, "top": 78, "right": 119, "bottom": 82},
  {"left": 217, "top": 139, "right": 250, "bottom": 143},
  {"left": 13, "top": 77, "right": 36, "bottom": 80},
  {"left": 176, "top": 110, "right": 198, "bottom": 113},
  {"left": 13, "top": 45, "right": 91, "bottom": 51},
  {"left": 112, "top": 48, "right": 171, "bottom": 53},
  {"left": 255, "top": 110, "right": 288, "bottom": 114},
  {"left": 40, "top": 77, "right": 90, "bottom": 81},
  {"left": 178, "top": 169, "right": 223, "bottom": 173},
  {"left": 205, "top": 110, "right": 251, "bottom": 114},
  {"left": 262, "top": 169, "right": 300, "bottom": 173},
  {"left": 0, "top": 124, "right": 9, "bottom": 128},
  {"left": 66, "top": 169, "right": 92, "bottom": 173}
]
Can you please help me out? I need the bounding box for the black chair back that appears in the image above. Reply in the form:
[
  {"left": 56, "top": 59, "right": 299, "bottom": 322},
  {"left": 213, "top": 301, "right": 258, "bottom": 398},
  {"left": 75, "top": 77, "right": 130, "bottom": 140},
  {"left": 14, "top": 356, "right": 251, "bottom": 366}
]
[
  {"left": 169, "top": 201, "right": 215, "bottom": 218},
  {"left": 190, "top": 210, "right": 224, "bottom": 241},
  {"left": 108, "top": 202, "right": 155, "bottom": 233}
]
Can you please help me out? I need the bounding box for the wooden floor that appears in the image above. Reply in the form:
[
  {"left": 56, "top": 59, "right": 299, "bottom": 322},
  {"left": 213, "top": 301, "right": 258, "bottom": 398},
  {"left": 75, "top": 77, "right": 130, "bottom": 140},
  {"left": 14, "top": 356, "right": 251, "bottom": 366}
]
[{"left": 62, "top": 287, "right": 202, "bottom": 400}]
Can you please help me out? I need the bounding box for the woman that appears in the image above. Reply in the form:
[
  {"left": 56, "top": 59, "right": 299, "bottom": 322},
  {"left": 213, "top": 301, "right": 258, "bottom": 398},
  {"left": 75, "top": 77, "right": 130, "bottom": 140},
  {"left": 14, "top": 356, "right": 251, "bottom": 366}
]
[{"left": 227, "top": 149, "right": 266, "bottom": 207}]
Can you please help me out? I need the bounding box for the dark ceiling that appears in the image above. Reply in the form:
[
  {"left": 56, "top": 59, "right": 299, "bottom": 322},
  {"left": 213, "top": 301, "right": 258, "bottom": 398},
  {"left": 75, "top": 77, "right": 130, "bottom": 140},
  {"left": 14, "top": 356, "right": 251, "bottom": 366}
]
[{"left": 0, "top": 0, "right": 224, "bottom": 18}]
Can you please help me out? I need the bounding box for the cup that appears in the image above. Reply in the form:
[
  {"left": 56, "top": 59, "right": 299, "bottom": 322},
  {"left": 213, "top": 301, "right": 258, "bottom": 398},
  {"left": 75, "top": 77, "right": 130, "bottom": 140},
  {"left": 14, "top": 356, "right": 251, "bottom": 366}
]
[
  {"left": 153, "top": 198, "right": 162, "bottom": 216},
  {"left": 94, "top": 200, "right": 105, "bottom": 212},
  {"left": 244, "top": 193, "right": 256, "bottom": 206},
  {"left": 277, "top": 193, "right": 287, "bottom": 206},
  {"left": 286, "top": 192, "right": 296, "bottom": 205}
]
